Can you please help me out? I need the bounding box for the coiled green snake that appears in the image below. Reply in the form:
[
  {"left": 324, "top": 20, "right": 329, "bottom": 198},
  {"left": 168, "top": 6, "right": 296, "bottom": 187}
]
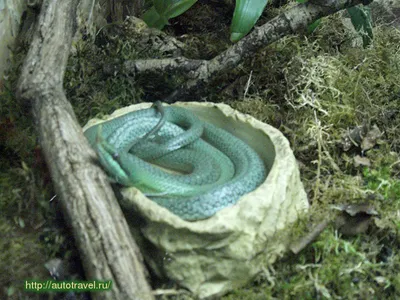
[{"left": 84, "top": 102, "right": 266, "bottom": 221}]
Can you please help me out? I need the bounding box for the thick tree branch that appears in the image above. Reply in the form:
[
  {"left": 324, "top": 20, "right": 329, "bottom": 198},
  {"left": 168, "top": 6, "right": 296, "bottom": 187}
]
[
  {"left": 122, "top": 57, "right": 204, "bottom": 77},
  {"left": 16, "top": 0, "right": 153, "bottom": 299}
]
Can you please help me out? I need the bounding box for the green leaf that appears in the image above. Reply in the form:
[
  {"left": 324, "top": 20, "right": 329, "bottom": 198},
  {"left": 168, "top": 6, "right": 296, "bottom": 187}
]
[
  {"left": 307, "top": 18, "right": 321, "bottom": 34},
  {"left": 7, "top": 286, "right": 15, "bottom": 297},
  {"left": 154, "top": 0, "right": 167, "bottom": 14},
  {"left": 164, "top": 0, "right": 180, "bottom": 7},
  {"left": 18, "top": 217, "right": 25, "bottom": 228},
  {"left": 230, "top": 0, "right": 268, "bottom": 42},
  {"left": 347, "top": 6, "right": 373, "bottom": 47},
  {"left": 14, "top": 216, "right": 25, "bottom": 228},
  {"left": 142, "top": 6, "right": 170, "bottom": 30},
  {"left": 165, "top": 0, "right": 198, "bottom": 19},
  {"left": 142, "top": 0, "right": 198, "bottom": 29}
]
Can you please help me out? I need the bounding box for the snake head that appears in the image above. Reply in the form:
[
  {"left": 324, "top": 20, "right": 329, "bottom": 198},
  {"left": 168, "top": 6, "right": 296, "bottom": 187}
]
[
  {"left": 93, "top": 125, "right": 133, "bottom": 185},
  {"left": 95, "top": 125, "right": 105, "bottom": 144},
  {"left": 94, "top": 130, "right": 146, "bottom": 187},
  {"left": 95, "top": 125, "right": 123, "bottom": 160}
]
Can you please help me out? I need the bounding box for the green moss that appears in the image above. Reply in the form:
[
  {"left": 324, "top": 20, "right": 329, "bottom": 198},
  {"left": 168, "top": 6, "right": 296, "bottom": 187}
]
[{"left": 223, "top": 12, "right": 400, "bottom": 300}]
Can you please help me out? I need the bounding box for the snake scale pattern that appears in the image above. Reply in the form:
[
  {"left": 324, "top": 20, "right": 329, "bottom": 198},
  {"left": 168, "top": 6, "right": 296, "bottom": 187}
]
[{"left": 84, "top": 103, "right": 266, "bottom": 220}]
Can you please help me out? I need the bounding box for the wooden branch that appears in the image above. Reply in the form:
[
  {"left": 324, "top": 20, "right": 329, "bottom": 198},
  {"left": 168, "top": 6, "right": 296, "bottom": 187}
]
[
  {"left": 122, "top": 57, "right": 204, "bottom": 78},
  {"left": 16, "top": 0, "right": 153, "bottom": 299},
  {"left": 164, "top": 0, "right": 371, "bottom": 103}
]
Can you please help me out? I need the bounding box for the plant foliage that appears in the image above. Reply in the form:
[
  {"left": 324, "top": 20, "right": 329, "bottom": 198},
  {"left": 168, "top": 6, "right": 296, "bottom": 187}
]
[{"left": 142, "top": 0, "right": 268, "bottom": 42}]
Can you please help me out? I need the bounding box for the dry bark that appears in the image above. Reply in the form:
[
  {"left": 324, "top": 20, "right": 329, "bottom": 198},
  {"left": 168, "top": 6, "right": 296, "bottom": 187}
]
[
  {"left": 123, "top": 57, "right": 204, "bottom": 77},
  {"left": 16, "top": 0, "right": 153, "bottom": 299}
]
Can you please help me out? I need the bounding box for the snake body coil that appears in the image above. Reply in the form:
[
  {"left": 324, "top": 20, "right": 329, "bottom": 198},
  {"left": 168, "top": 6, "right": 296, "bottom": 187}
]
[{"left": 84, "top": 104, "right": 266, "bottom": 220}]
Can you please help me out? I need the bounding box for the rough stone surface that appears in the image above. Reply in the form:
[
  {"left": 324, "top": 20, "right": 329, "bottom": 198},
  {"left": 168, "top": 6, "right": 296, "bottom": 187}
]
[{"left": 84, "top": 102, "right": 309, "bottom": 299}]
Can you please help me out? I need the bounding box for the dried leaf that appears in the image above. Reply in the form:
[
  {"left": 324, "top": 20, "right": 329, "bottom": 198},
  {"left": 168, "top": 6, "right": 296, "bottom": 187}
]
[
  {"left": 44, "top": 258, "right": 65, "bottom": 280},
  {"left": 341, "top": 123, "right": 368, "bottom": 151},
  {"left": 361, "top": 125, "right": 382, "bottom": 151},
  {"left": 353, "top": 155, "right": 371, "bottom": 167},
  {"left": 332, "top": 203, "right": 378, "bottom": 236},
  {"left": 335, "top": 213, "right": 373, "bottom": 236},
  {"left": 331, "top": 203, "right": 378, "bottom": 216}
]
